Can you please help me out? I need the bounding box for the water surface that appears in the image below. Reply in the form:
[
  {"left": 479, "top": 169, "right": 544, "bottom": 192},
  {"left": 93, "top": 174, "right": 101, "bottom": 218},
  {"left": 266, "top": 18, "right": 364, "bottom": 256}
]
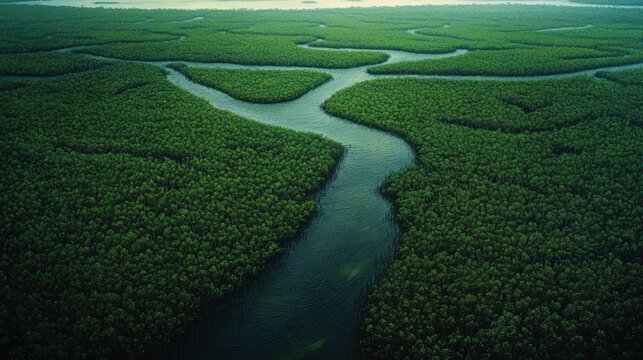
[
  {"left": 132, "top": 43, "right": 639, "bottom": 359},
  {"left": 14, "top": 27, "right": 643, "bottom": 360},
  {"left": 149, "top": 47, "right": 464, "bottom": 360}
]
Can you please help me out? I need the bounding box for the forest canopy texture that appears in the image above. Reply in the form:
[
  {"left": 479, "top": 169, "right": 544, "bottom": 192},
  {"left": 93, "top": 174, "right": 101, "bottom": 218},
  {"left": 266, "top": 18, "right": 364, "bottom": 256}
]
[
  {"left": 0, "top": 3, "right": 642, "bottom": 360},
  {"left": 324, "top": 70, "right": 643, "bottom": 359},
  {"left": 0, "top": 62, "right": 342, "bottom": 358}
]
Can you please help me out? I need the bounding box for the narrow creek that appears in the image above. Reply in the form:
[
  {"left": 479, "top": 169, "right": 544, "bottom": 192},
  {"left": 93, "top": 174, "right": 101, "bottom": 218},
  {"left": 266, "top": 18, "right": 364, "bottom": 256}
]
[{"left": 17, "top": 37, "right": 643, "bottom": 360}]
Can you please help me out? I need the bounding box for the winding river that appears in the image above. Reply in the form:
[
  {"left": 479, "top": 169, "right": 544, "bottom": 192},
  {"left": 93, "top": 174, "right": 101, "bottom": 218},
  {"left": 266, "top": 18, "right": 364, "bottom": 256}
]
[
  {"left": 150, "top": 48, "right": 465, "bottom": 360},
  {"left": 136, "top": 44, "right": 640, "bottom": 359},
  {"left": 11, "top": 26, "right": 643, "bottom": 359}
]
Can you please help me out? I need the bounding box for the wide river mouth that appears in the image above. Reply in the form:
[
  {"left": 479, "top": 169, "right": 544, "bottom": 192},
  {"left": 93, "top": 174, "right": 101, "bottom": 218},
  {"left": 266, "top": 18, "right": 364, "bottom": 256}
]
[{"left": 10, "top": 0, "right": 643, "bottom": 10}]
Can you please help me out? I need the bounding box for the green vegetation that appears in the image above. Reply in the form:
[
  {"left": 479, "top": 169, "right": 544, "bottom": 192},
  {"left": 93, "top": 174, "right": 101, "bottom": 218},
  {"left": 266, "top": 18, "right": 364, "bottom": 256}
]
[
  {"left": 323, "top": 74, "right": 642, "bottom": 359},
  {"left": 598, "top": 67, "right": 643, "bottom": 86},
  {"left": 0, "top": 62, "right": 342, "bottom": 359},
  {"left": 0, "top": 78, "right": 28, "bottom": 91},
  {"left": 1, "top": 3, "right": 643, "bottom": 360},
  {"left": 2, "top": 5, "right": 641, "bottom": 74},
  {"left": 0, "top": 53, "right": 107, "bottom": 76},
  {"left": 231, "top": 7, "right": 641, "bottom": 76},
  {"left": 168, "top": 63, "right": 331, "bottom": 103},
  {"left": 82, "top": 32, "right": 388, "bottom": 68},
  {"left": 368, "top": 47, "right": 642, "bottom": 76},
  {"left": 0, "top": 5, "right": 181, "bottom": 55}
]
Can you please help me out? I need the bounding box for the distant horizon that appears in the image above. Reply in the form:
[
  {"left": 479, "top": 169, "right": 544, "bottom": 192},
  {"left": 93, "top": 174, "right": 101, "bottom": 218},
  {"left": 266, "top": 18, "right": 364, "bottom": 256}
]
[{"left": 8, "top": 0, "right": 642, "bottom": 10}]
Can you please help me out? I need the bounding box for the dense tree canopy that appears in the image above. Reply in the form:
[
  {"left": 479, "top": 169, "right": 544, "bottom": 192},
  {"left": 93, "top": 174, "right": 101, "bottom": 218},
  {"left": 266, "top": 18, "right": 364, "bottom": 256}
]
[
  {"left": 0, "top": 53, "right": 107, "bottom": 76},
  {"left": 1, "top": 3, "right": 642, "bottom": 359},
  {"left": 324, "top": 72, "right": 643, "bottom": 359},
  {"left": 169, "top": 63, "right": 331, "bottom": 103},
  {"left": 368, "top": 47, "right": 642, "bottom": 76},
  {"left": 597, "top": 67, "right": 643, "bottom": 86},
  {"left": 0, "top": 62, "right": 342, "bottom": 359},
  {"left": 1, "top": 5, "right": 640, "bottom": 74}
]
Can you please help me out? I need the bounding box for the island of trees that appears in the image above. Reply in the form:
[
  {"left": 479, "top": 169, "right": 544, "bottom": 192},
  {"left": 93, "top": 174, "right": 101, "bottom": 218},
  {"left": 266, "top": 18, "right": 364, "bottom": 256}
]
[{"left": 168, "top": 63, "right": 331, "bottom": 103}]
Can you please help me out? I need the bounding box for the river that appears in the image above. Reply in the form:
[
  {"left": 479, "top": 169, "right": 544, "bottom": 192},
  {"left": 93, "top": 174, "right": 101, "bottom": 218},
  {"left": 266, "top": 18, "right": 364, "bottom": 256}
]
[
  {"left": 142, "top": 46, "right": 465, "bottom": 360},
  {"left": 122, "top": 41, "right": 638, "bottom": 359},
  {"left": 6, "top": 19, "right": 642, "bottom": 359}
]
